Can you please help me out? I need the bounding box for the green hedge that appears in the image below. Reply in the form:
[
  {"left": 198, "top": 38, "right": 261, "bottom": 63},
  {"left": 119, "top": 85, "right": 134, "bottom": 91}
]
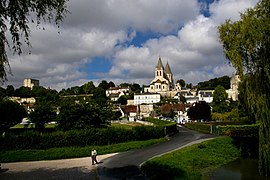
[
  {"left": 143, "top": 117, "right": 178, "bottom": 135},
  {"left": 0, "top": 126, "right": 164, "bottom": 150},
  {"left": 217, "top": 124, "right": 259, "bottom": 137},
  {"left": 185, "top": 123, "right": 212, "bottom": 134}
]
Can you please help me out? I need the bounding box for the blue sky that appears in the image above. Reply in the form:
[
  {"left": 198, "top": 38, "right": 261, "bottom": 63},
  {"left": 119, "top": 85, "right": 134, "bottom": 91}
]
[{"left": 4, "top": 0, "right": 259, "bottom": 90}]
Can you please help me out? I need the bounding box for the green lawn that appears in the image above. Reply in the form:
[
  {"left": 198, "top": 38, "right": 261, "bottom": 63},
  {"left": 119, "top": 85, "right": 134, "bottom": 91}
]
[
  {"left": 0, "top": 138, "right": 167, "bottom": 163},
  {"left": 141, "top": 136, "right": 240, "bottom": 179}
]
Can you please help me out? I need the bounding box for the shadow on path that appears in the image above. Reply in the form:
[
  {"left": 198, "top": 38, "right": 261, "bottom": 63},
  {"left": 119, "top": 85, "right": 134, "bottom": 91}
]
[{"left": 0, "top": 167, "right": 98, "bottom": 180}]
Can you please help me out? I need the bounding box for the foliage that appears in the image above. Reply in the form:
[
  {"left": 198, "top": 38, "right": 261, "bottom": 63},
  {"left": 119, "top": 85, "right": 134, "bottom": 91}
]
[
  {"left": 117, "top": 95, "right": 128, "bottom": 105},
  {"left": 217, "top": 124, "right": 259, "bottom": 137},
  {"left": 0, "top": 126, "right": 165, "bottom": 150},
  {"left": 212, "top": 85, "right": 229, "bottom": 113},
  {"left": 176, "top": 79, "right": 185, "bottom": 87},
  {"left": 187, "top": 101, "right": 211, "bottom": 121},
  {"left": 28, "top": 102, "right": 57, "bottom": 130},
  {"left": 0, "top": 99, "right": 27, "bottom": 132},
  {"left": 185, "top": 122, "right": 212, "bottom": 134},
  {"left": 57, "top": 101, "right": 112, "bottom": 130},
  {"left": 0, "top": 0, "right": 69, "bottom": 81},
  {"left": 141, "top": 137, "right": 240, "bottom": 179},
  {"left": 196, "top": 76, "right": 230, "bottom": 90},
  {"left": 212, "top": 108, "right": 242, "bottom": 122},
  {"left": 0, "top": 138, "right": 167, "bottom": 163},
  {"left": 218, "top": 0, "right": 270, "bottom": 175}
]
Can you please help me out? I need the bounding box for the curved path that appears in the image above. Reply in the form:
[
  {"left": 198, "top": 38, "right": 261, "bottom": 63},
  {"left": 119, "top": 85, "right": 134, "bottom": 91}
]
[
  {"left": 97, "top": 127, "right": 215, "bottom": 180},
  {"left": 0, "top": 127, "right": 215, "bottom": 180}
]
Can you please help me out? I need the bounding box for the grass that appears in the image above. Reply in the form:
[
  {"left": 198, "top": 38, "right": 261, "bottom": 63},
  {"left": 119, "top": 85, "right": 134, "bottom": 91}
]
[
  {"left": 141, "top": 136, "right": 240, "bottom": 179},
  {"left": 0, "top": 138, "right": 167, "bottom": 163}
]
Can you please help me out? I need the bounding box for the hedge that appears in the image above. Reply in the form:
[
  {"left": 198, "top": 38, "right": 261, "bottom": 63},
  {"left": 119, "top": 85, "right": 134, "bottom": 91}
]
[
  {"left": 185, "top": 123, "right": 212, "bottom": 134},
  {"left": 142, "top": 117, "right": 178, "bottom": 135},
  {"left": 0, "top": 126, "right": 164, "bottom": 150},
  {"left": 217, "top": 124, "right": 259, "bottom": 137}
]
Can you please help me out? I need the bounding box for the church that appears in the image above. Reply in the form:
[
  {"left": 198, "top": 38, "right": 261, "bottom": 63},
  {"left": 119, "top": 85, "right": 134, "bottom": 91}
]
[{"left": 144, "top": 57, "right": 179, "bottom": 97}]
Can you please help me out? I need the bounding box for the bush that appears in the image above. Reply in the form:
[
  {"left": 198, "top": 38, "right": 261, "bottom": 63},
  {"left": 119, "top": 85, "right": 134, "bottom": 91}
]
[
  {"left": 217, "top": 124, "right": 259, "bottom": 137},
  {"left": 0, "top": 126, "right": 165, "bottom": 150},
  {"left": 185, "top": 122, "right": 212, "bottom": 134}
]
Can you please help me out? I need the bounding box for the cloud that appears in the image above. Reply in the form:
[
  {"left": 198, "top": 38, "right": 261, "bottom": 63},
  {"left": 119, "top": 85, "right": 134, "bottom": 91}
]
[{"left": 3, "top": 0, "right": 259, "bottom": 91}]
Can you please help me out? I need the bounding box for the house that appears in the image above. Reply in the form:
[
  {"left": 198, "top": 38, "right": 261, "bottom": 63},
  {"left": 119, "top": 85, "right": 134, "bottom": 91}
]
[
  {"left": 106, "top": 86, "right": 130, "bottom": 101},
  {"left": 134, "top": 92, "right": 161, "bottom": 105},
  {"left": 119, "top": 105, "right": 138, "bottom": 121},
  {"left": 160, "top": 103, "right": 189, "bottom": 124},
  {"left": 198, "top": 90, "right": 214, "bottom": 103}
]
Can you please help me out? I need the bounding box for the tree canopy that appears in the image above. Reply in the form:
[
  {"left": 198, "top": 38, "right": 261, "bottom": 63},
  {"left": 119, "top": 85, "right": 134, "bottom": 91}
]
[
  {"left": 0, "top": 0, "right": 68, "bottom": 82},
  {"left": 219, "top": 0, "right": 270, "bottom": 176},
  {"left": 0, "top": 99, "right": 27, "bottom": 131}
]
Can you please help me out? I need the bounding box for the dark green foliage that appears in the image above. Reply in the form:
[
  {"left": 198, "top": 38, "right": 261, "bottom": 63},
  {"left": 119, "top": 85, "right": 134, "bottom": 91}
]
[
  {"left": 0, "top": 126, "right": 165, "bottom": 150},
  {"left": 28, "top": 103, "right": 56, "bottom": 130},
  {"left": 185, "top": 123, "right": 212, "bottom": 134},
  {"left": 196, "top": 76, "right": 230, "bottom": 90},
  {"left": 0, "top": 99, "right": 27, "bottom": 132},
  {"left": 219, "top": 0, "right": 270, "bottom": 175},
  {"left": 57, "top": 101, "right": 112, "bottom": 130},
  {"left": 187, "top": 101, "right": 211, "bottom": 121}
]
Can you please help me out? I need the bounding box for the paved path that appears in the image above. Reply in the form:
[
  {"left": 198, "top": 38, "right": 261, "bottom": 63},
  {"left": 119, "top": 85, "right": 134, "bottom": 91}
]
[
  {"left": 0, "top": 127, "right": 215, "bottom": 180},
  {"left": 97, "top": 127, "right": 215, "bottom": 179},
  {"left": 0, "top": 154, "right": 117, "bottom": 180}
]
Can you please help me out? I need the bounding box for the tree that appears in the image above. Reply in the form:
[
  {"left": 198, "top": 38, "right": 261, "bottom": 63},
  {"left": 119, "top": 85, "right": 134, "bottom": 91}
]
[
  {"left": 117, "top": 95, "right": 128, "bottom": 105},
  {"left": 0, "top": 99, "right": 27, "bottom": 131},
  {"left": 98, "top": 80, "right": 110, "bottom": 90},
  {"left": 15, "top": 86, "right": 32, "bottom": 98},
  {"left": 177, "top": 79, "right": 185, "bottom": 88},
  {"left": 28, "top": 102, "right": 56, "bottom": 130},
  {"left": 108, "top": 81, "right": 115, "bottom": 88},
  {"left": 219, "top": 0, "right": 270, "bottom": 175},
  {"left": 57, "top": 102, "right": 111, "bottom": 130},
  {"left": 212, "top": 85, "right": 229, "bottom": 113},
  {"left": 0, "top": 0, "right": 68, "bottom": 82},
  {"left": 187, "top": 101, "right": 211, "bottom": 121},
  {"left": 81, "top": 81, "right": 95, "bottom": 94},
  {"left": 6, "top": 85, "right": 15, "bottom": 97}
]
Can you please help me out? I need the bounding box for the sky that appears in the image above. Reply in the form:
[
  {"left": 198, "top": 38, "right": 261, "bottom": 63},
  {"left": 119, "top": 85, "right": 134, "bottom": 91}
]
[{"left": 3, "top": 0, "right": 259, "bottom": 91}]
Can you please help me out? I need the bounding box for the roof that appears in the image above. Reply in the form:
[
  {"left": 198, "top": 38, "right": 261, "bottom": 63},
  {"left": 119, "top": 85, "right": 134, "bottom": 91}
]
[
  {"left": 165, "top": 62, "right": 172, "bottom": 75},
  {"left": 160, "top": 103, "right": 186, "bottom": 112},
  {"left": 156, "top": 57, "right": 164, "bottom": 70},
  {"left": 120, "top": 105, "right": 137, "bottom": 114}
]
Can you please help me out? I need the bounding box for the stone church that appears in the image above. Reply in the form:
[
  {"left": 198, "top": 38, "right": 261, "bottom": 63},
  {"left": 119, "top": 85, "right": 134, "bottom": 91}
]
[{"left": 144, "top": 57, "right": 178, "bottom": 97}]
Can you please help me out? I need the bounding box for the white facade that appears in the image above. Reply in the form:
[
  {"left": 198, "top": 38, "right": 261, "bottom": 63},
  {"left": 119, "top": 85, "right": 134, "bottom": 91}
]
[
  {"left": 198, "top": 90, "right": 214, "bottom": 103},
  {"left": 134, "top": 93, "right": 161, "bottom": 105},
  {"left": 23, "top": 78, "right": 39, "bottom": 89}
]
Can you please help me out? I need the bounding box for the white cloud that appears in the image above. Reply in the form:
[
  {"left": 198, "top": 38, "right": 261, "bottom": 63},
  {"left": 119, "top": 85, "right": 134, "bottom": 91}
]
[{"left": 2, "top": 0, "right": 259, "bottom": 90}]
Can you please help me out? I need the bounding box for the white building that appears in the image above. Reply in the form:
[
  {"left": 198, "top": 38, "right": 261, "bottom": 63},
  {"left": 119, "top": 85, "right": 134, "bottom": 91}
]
[
  {"left": 106, "top": 86, "right": 130, "bottom": 101},
  {"left": 198, "top": 90, "right": 214, "bottom": 103},
  {"left": 134, "top": 92, "right": 161, "bottom": 105},
  {"left": 23, "top": 78, "right": 39, "bottom": 89}
]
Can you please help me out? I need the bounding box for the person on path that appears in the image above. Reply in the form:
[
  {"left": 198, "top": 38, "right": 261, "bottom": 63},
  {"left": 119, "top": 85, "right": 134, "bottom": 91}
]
[{"left": 91, "top": 148, "right": 99, "bottom": 165}]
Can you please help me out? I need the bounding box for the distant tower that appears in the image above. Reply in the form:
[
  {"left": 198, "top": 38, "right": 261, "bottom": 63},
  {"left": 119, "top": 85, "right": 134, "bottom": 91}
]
[
  {"left": 165, "top": 62, "right": 173, "bottom": 86},
  {"left": 155, "top": 57, "right": 164, "bottom": 79},
  {"left": 24, "top": 78, "right": 39, "bottom": 89}
]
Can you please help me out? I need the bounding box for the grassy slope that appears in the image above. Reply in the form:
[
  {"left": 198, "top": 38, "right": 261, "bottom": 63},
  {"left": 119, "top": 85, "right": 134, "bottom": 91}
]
[{"left": 141, "top": 136, "right": 240, "bottom": 179}]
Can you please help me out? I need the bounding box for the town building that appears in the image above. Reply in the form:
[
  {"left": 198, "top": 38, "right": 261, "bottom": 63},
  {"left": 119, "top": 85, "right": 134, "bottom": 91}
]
[
  {"left": 23, "top": 78, "right": 39, "bottom": 89},
  {"left": 134, "top": 92, "right": 161, "bottom": 105},
  {"left": 106, "top": 86, "right": 130, "bottom": 101}
]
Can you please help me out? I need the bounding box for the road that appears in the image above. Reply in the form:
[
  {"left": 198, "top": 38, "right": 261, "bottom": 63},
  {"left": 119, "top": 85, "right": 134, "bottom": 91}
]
[
  {"left": 0, "top": 127, "right": 215, "bottom": 180},
  {"left": 97, "top": 127, "right": 215, "bottom": 180}
]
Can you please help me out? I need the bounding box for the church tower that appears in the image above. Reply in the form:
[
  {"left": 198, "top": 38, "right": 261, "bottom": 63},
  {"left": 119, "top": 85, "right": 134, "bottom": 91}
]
[
  {"left": 155, "top": 57, "right": 164, "bottom": 79},
  {"left": 165, "top": 62, "right": 173, "bottom": 86}
]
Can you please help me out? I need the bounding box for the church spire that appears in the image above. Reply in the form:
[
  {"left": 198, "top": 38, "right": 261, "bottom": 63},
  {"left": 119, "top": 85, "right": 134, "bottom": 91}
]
[
  {"left": 156, "top": 56, "right": 164, "bottom": 70},
  {"left": 165, "top": 61, "right": 172, "bottom": 75}
]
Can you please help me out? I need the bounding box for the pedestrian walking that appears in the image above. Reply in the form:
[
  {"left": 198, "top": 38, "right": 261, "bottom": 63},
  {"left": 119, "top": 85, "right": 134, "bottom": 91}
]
[{"left": 91, "top": 148, "right": 99, "bottom": 165}]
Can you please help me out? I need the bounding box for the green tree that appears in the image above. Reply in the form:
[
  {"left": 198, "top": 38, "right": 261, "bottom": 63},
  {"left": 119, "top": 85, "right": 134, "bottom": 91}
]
[
  {"left": 6, "top": 85, "right": 15, "bottom": 97},
  {"left": 98, "top": 80, "right": 110, "bottom": 91},
  {"left": 57, "top": 102, "right": 111, "bottom": 130},
  {"left": 28, "top": 102, "right": 56, "bottom": 130},
  {"left": 81, "top": 81, "right": 95, "bottom": 94},
  {"left": 117, "top": 95, "right": 128, "bottom": 105},
  {"left": 187, "top": 101, "right": 211, "bottom": 121},
  {"left": 177, "top": 79, "right": 185, "bottom": 88},
  {"left": 15, "top": 86, "right": 32, "bottom": 98},
  {"left": 0, "top": 99, "right": 27, "bottom": 131},
  {"left": 0, "top": 86, "right": 6, "bottom": 98},
  {"left": 0, "top": 0, "right": 68, "bottom": 82},
  {"left": 212, "top": 85, "right": 229, "bottom": 113},
  {"left": 219, "top": 0, "right": 270, "bottom": 175}
]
